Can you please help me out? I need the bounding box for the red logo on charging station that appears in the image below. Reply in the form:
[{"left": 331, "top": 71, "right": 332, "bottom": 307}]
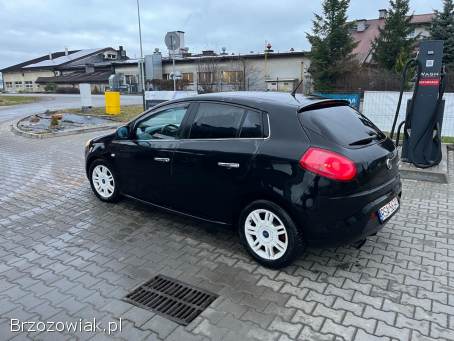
[{"left": 419, "top": 78, "right": 440, "bottom": 87}]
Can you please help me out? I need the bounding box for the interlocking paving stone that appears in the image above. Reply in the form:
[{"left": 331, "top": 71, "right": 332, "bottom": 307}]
[{"left": 0, "top": 119, "right": 453, "bottom": 340}]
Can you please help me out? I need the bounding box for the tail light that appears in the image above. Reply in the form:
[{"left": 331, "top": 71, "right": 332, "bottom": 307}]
[{"left": 299, "top": 147, "right": 357, "bottom": 181}]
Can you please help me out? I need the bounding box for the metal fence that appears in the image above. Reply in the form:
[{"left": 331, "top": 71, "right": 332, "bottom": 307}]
[{"left": 362, "top": 91, "right": 454, "bottom": 137}]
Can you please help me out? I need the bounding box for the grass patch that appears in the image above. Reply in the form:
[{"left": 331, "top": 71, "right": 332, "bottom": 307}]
[
  {"left": 442, "top": 136, "right": 454, "bottom": 144},
  {"left": 0, "top": 95, "right": 40, "bottom": 106},
  {"left": 64, "top": 105, "right": 145, "bottom": 122}
]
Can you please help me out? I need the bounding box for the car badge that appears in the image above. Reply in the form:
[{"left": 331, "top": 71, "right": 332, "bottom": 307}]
[{"left": 386, "top": 158, "right": 392, "bottom": 170}]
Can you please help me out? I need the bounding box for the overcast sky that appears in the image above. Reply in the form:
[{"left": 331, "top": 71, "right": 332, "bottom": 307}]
[{"left": 0, "top": 0, "right": 443, "bottom": 70}]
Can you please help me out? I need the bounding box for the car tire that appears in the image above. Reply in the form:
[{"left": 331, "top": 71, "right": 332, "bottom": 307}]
[
  {"left": 88, "top": 159, "right": 120, "bottom": 203},
  {"left": 239, "top": 200, "right": 305, "bottom": 269}
]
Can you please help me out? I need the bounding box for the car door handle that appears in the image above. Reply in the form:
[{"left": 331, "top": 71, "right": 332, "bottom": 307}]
[
  {"left": 154, "top": 157, "right": 170, "bottom": 163},
  {"left": 217, "top": 162, "right": 240, "bottom": 169}
]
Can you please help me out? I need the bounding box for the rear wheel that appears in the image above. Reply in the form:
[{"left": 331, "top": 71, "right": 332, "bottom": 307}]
[
  {"left": 89, "top": 160, "right": 120, "bottom": 202},
  {"left": 239, "top": 200, "right": 304, "bottom": 268}
]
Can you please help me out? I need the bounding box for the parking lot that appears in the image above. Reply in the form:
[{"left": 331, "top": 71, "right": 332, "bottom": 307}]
[{"left": 0, "top": 117, "right": 453, "bottom": 341}]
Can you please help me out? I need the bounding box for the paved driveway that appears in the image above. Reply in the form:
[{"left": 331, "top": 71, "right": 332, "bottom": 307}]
[{"left": 0, "top": 114, "right": 453, "bottom": 340}]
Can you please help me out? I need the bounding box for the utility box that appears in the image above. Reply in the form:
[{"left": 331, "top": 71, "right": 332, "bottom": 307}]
[
  {"left": 108, "top": 74, "right": 122, "bottom": 91},
  {"left": 105, "top": 91, "right": 120, "bottom": 115},
  {"left": 79, "top": 83, "right": 92, "bottom": 110},
  {"left": 145, "top": 51, "right": 163, "bottom": 80}
]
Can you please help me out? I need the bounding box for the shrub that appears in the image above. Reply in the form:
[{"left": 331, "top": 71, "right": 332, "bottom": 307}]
[{"left": 44, "top": 83, "right": 57, "bottom": 92}]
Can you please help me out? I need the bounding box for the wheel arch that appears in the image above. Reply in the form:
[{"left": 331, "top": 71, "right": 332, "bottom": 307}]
[
  {"left": 234, "top": 190, "right": 303, "bottom": 232},
  {"left": 85, "top": 154, "right": 112, "bottom": 178}
]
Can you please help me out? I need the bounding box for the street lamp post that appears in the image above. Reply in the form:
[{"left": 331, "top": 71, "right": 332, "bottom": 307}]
[
  {"left": 172, "top": 50, "right": 176, "bottom": 91},
  {"left": 136, "top": 0, "right": 146, "bottom": 110}
]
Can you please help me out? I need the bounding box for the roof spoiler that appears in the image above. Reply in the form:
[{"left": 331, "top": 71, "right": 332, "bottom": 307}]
[{"left": 298, "top": 99, "right": 350, "bottom": 113}]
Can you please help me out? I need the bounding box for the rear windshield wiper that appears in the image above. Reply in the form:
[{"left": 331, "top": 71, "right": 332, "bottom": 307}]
[{"left": 349, "top": 132, "right": 380, "bottom": 146}]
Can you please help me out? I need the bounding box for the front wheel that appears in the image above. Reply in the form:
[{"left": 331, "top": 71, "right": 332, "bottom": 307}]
[
  {"left": 239, "top": 200, "right": 305, "bottom": 269},
  {"left": 89, "top": 160, "right": 120, "bottom": 202}
]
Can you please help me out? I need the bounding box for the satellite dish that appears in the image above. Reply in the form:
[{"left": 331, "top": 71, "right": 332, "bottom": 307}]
[{"left": 165, "top": 32, "right": 180, "bottom": 51}]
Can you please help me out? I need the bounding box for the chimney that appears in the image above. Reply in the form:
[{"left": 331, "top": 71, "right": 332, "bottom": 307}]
[
  {"left": 49, "top": 52, "right": 53, "bottom": 60},
  {"left": 64, "top": 47, "right": 69, "bottom": 56},
  {"left": 118, "top": 45, "right": 126, "bottom": 59},
  {"left": 379, "top": 9, "right": 387, "bottom": 19},
  {"left": 176, "top": 31, "right": 185, "bottom": 51},
  {"left": 356, "top": 19, "right": 367, "bottom": 32}
]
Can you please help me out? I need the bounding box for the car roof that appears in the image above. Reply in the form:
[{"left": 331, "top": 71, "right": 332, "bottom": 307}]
[{"left": 174, "top": 91, "right": 348, "bottom": 112}]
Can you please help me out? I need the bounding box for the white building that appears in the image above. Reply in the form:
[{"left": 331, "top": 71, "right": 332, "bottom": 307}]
[
  {"left": 1, "top": 34, "right": 311, "bottom": 94},
  {"left": 155, "top": 49, "right": 312, "bottom": 93},
  {"left": 1, "top": 47, "right": 128, "bottom": 93}
]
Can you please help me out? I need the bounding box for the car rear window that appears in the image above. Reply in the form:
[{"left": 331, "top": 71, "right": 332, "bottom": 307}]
[{"left": 299, "top": 105, "right": 385, "bottom": 147}]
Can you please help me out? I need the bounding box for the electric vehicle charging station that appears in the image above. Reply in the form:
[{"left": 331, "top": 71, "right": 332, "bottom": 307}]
[{"left": 390, "top": 40, "right": 446, "bottom": 169}]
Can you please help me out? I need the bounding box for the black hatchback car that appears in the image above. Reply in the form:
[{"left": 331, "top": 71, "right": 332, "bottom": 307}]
[{"left": 85, "top": 92, "right": 401, "bottom": 268}]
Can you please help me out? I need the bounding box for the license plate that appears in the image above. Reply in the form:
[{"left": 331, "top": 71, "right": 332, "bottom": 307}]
[{"left": 378, "top": 197, "right": 399, "bottom": 223}]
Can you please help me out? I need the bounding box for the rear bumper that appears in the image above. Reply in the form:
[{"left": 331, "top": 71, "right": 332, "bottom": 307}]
[{"left": 300, "top": 176, "right": 402, "bottom": 247}]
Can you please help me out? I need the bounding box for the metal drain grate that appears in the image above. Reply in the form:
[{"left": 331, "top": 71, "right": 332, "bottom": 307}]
[{"left": 123, "top": 275, "right": 218, "bottom": 326}]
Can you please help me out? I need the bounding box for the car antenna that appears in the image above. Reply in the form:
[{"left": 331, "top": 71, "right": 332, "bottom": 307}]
[{"left": 291, "top": 79, "right": 304, "bottom": 98}]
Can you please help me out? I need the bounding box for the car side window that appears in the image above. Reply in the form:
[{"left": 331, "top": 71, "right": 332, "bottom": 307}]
[
  {"left": 189, "top": 103, "right": 245, "bottom": 139},
  {"left": 240, "top": 110, "right": 263, "bottom": 138},
  {"left": 135, "top": 106, "right": 188, "bottom": 140}
]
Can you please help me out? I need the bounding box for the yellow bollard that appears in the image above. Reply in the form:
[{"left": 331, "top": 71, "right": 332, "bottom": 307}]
[{"left": 105, "top": 91, "right": 120, "bottom": 115}]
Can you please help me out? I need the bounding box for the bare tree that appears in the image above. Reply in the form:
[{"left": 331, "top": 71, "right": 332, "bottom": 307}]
[
  {"left": 241, "top": 58, "right": 263, "bottom": 91},
  {"left": 196, "top": 55, "right": 263, "bottom": 93},
  {"left": 196, "top": 57, "right": 221, "bottom": 93}
]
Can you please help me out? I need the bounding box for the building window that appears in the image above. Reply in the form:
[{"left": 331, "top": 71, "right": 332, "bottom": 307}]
[
  {"left": 125, "top": 74, "right": 137, "bottom": 85},
  {"left": 198, "top": 72, "right": 213, "bottom": 84},
  {"left": 15, "top": 81, "right": 23, "bottom": 88},
  {"left": 222, "top": 71, "right": 243, "bottom": 84},
  {"left": 6, "top": 82, "right": 13, "bottom": 89},
  {"left": 25, "top": 81, "right": 33, "bottom": 89},
  {"left": 163, "top": 73, "right": 170, "bottom": 80},
  {"left": 407, "top": 30, "right": 417, "bottom": 39},
  {"left": 182, "top": 73, "right": 194, "bottom": 83}
]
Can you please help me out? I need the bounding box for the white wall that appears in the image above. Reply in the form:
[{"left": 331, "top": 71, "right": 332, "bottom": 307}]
[
  {"left": 112, "top": 54, "right": 312, "bottom": 93},
  {"left": 159, "top": 55, "right": 311, "bottom": 92},
  {"left": 3, "top": 70, "right": 54, "bottom": 93},
  {"left": 115, "top": 65, "right": 138, "bottom": 76},
  {"left": 363, "top": 91, "right": 454, "bottom": 136}
]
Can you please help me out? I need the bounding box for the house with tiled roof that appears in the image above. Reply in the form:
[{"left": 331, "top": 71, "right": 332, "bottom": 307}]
[
  {"left": 352, "top": 9, "right": 435, "bottom": 65},
  {"left": 1, "top": 47, "right": 128, "bottom": 93}
]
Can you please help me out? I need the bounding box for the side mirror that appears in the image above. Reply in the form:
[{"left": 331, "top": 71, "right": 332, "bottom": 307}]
[{"left": 116, "top": 126, "right": 129, "bottom": 139}]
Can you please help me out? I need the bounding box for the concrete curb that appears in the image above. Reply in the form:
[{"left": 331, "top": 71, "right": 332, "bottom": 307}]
[
  {"left": 11, "top": 116, "right": 119, "bottom": 139},
  {"left": 398, "top": 144, "right": 449, "bottom": 184}
]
